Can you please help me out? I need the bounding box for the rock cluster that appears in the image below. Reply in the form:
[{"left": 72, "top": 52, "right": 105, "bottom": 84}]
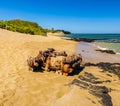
[
  {"left": 84, "top": 62, "right": 120, "bottom": 78},
  {"left": 27, "top": 48, "right": 82, "bottom": 75},
  {"left": 69, "top": 72, "right": 113, "bottom": 106},
  {"left": 63, "top": 37, "right": 96, "bottom": 42},
  {"left": 96, "top": 49, "right": 116, "bottom": 54}
]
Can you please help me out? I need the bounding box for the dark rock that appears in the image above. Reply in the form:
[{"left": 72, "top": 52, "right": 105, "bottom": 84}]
[
  {"left": 89, "top": 91, "right": 112, "bottom": 106},
  {"left": 70, "top": 79, "right": 113, "bottom": 106},
  {"left": 106, "top": 74, "right": 112, "bottom": 77},
  {"left": 67, "top": 38, "right": 96, "bottom": 42},
  {"left": 69, "top": 71, "right": 113, "bottom": 106},
  {"left": 89, "top": 85, "right": 110, "bottom": 94},
  {"left": 79, "top": 72, "right": 111, "bottom": 84},
  {"left": 84, "top": 72, "right": 98, "bottom": 80},
  {"left": 96, "top": 49, "right": 116, "bottom": 54},
  {"left": 101, "top": 94, "right": 113, "bottom": 106},
  {"left": 83, "top": 63, "right": 96, "bottom": 67},
  {"left": 89, "top": 85, "right": 112, "bottom": 106},
  {"left": 79, "top": 76, "right": 103, "bottom": 84},
  {"left": 70, "top": 79, "right": 89, "bottom": 89},
  {"left": 84, "top": 62, "right": 120, "bottom": 78}
]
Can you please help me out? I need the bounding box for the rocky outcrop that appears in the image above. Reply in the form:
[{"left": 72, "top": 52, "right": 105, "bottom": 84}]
[
  {"left": 96, "top": 49, "right": 116, "bottom": 54},
  {"left": 84, "top": 62, "right": 120, "bottom": 78},
  {"left": 69, "top": 72, "right": 113, "bottom": 106},
  {"left": 63, "top": 37, "right": 96, "bottom": 42}
]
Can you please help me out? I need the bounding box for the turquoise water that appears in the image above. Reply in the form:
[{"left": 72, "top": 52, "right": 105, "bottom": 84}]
[
  {"left": 94, "top": 42, "right": 120, "bottom": 53},
  {"left": 64, "top": 34, "right": 120, "bottom": 40},
  {"left": 64, "top": 34, "right": 120, "bottom": 53}
]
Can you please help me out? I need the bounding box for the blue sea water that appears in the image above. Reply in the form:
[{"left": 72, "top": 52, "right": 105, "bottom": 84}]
[
  {"left": 64, "top": 34, "right": 120, "bottom": 40},
  {"left": 64, "top": 34, "right": 120, "bottom": 53}
]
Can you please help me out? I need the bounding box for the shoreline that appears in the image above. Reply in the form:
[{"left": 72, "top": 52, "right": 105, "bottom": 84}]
[
  {"left": 76, "top": 42, "right": 120, "bottom": 63},
  {"left": 61, "top": 35, "right": 120, "bottom": 54}
]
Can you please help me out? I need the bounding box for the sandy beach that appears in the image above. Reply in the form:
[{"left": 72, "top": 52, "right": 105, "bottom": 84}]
[{"left": 0, "top": 29, "right": 120, "bottom": 106}]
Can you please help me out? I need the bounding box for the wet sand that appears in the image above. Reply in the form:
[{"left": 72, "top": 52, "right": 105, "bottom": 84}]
[
  {"left": 0, "top": 29, "right": 120, "bottom": 106},
  {"left": 76, "top": 42, "right": 120, "bottom": 63}
]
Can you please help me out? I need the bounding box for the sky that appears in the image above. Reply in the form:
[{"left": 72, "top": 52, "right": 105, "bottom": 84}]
[{"left": 0, "top": 0, "right": 120, "bottom": 33}]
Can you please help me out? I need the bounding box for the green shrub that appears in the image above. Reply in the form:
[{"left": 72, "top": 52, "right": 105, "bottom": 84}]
[{"left": 0, "top": 19, "right": 47, "bottom": 35}]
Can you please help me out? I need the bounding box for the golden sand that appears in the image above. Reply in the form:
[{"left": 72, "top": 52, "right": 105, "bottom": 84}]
[{"left": 0, "top": 29, "right": 120, "bottom": 106}]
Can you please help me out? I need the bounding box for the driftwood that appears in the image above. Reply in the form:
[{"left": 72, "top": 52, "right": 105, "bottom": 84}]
[
  {"left": 27, "top": 48, "right": 82, "bottom": 75},
  {"left": 27, "top": 57, "right": 43, "bottom": 71},
  {"left": 61, "top": 64, "right": 73, "bottom": 76},
  {"left": 63, "top": 54, "right": 82, "bottom": 65},
  {"left": 45, "top": 56, "right": 64, "bottom": 71},
  {"left": 60, "top": 54, "right": 82, "bottom": 75}
]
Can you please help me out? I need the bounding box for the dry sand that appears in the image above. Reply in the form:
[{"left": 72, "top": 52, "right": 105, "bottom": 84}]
[{"left": 0, "top": 29, "right": 120, "bottom": 106}]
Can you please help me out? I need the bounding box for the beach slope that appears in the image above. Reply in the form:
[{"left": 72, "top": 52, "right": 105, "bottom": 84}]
[{"left": 0, "top": 29, "right": 120, "bottom": 106}]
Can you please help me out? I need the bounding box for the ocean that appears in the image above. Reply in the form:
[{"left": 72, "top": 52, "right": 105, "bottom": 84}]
[{"left": 63, "top": 34, "right": 120, "bottom": 54}]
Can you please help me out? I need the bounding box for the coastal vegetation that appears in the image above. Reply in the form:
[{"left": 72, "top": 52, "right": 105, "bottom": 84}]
[
  {"left": 0, "top": 19, "right": 71, "bottom": 36},
  {"left": 0, "top": 19, "right": 47, "bottom": 35}
]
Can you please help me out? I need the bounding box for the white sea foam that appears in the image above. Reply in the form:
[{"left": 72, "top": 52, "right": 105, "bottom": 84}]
[
  {"left": 96, "top": 45, "right": 120, "bottom": 55},
  {"left": 116, "top": 52, "right": 120, "bottom": 55},
  {"left": 97, "top": 45, "right": 108, "bottom": 50}
]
